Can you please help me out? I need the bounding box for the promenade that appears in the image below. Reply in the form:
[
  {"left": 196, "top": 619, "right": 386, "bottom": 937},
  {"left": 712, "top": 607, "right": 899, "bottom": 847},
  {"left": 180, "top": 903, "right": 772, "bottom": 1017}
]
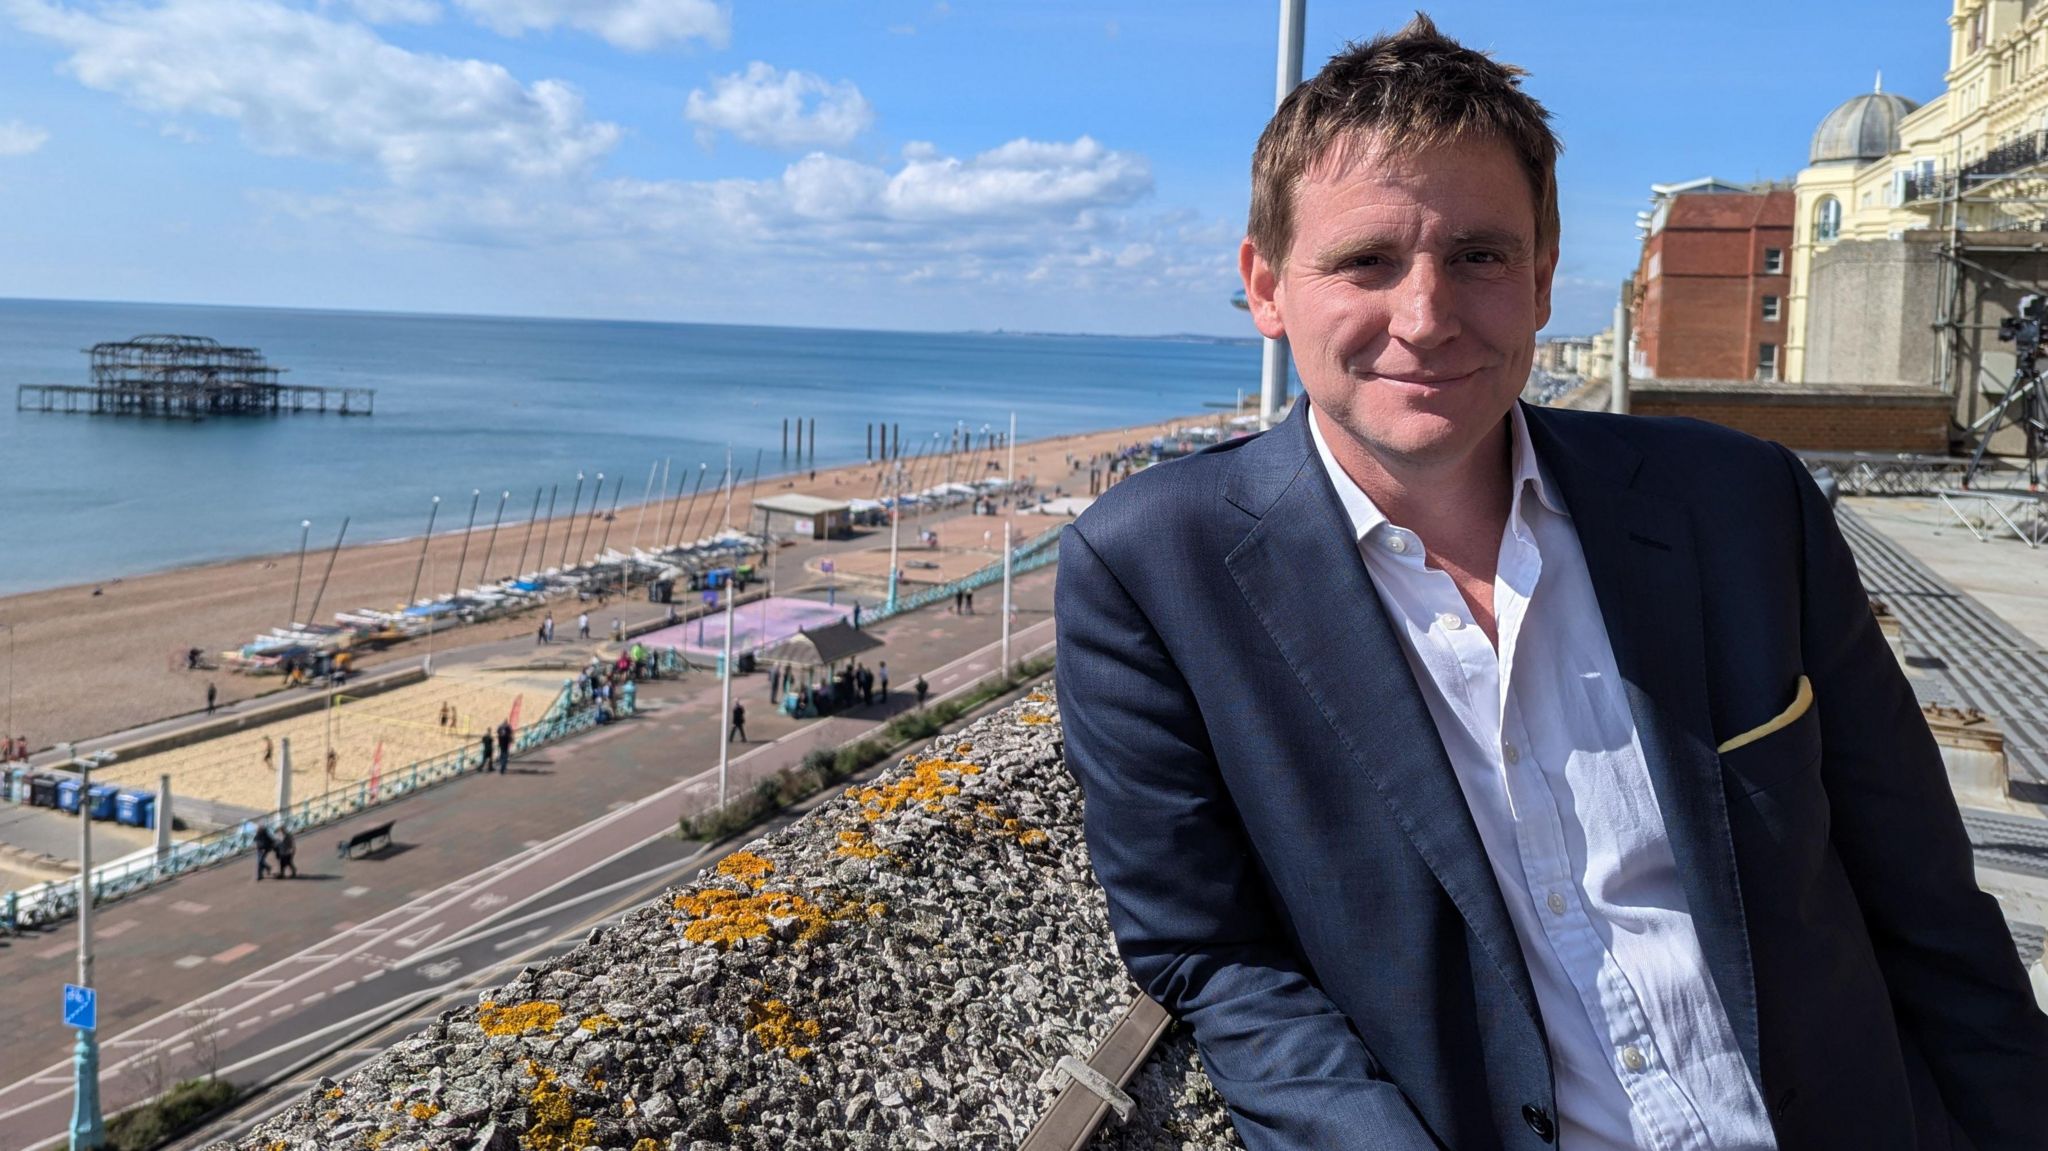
[{"left": 0, "top": 532, "right": 1060, "bottom": 1151}]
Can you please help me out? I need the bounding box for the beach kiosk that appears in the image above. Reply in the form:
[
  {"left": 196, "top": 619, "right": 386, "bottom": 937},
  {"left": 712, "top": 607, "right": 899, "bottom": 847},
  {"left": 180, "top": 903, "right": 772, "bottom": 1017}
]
[
  {"left": 750, "top": 494, "right": 853, "bottom": 541},
  {"left": 756, "top": 620, "right": 885, "bottom": 716}
]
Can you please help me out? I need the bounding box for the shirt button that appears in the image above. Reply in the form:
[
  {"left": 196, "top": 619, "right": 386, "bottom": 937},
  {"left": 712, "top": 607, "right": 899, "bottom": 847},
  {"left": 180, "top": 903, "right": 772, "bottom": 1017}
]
[
  {"left": 1503, "top": 742, "right": 1521, "bottom": 765},
  {"left": 1385, "top": 535, "right": 1408, "bottom": 554},
  {"left": 1621, "top": 1045, "right": 1647, "bottom": 1072},
  {"left": 1436, "top": 612, "right": 1463, "bottom": 631},
  {"left": 1546, "top": 891, "right": 1566, "bottom": 915}
]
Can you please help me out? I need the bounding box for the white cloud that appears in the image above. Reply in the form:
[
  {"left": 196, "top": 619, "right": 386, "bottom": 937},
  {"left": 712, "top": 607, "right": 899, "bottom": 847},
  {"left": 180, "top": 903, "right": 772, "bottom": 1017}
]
[
  {"left": 453, "top": 0, "right": 727, "bottom": 51},
  {"left": 6, "top": 0, "right": 621, "bottom": 185},
  {"left": 0, "top": 119, "right": 49, "bottom": 156},
  {"left": 684, "top": 63, "right": 873, "bottom": 151},
  {"left": 320, "top": 0, "right": 438, "bottom": 23}
]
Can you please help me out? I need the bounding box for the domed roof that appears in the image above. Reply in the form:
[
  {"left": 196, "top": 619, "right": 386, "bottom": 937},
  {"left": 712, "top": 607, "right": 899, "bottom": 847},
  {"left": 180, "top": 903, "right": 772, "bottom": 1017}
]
[{"left": 1810, "top": 78, "right": 1919, "bottom": 167}]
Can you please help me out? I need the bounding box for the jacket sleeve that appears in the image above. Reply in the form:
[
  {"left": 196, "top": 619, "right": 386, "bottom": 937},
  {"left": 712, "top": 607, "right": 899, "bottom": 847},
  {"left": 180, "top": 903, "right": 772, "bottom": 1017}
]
[
  {"left": 1780, "top": 446, "right": 2048, "bottom": 1144},
  {"left": 1055, "top": 525, "right": 1438, "bottom": 1150}
]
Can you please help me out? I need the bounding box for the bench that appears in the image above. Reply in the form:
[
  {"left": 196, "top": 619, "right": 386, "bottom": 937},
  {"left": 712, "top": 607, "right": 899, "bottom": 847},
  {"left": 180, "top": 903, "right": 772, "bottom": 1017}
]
[{"left": 338, "top": 821, "right": 395, "bottom": 859}]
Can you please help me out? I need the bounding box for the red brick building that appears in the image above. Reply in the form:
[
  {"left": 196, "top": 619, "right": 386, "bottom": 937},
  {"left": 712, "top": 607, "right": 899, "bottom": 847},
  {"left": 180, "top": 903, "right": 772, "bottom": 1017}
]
[{"left": 1630, "top": 180, "right": 1794, "bottom": 381}]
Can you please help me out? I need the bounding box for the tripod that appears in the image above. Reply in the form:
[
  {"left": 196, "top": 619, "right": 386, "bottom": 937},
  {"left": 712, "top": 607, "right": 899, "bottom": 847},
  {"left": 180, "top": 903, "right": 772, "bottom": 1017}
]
[{"left": 1964, "top": 342, "right": 2048, "bottom": 490}]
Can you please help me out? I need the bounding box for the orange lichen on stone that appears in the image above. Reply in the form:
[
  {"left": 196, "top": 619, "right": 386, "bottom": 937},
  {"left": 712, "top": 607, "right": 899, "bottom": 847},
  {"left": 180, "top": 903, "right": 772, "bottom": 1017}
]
[
  {"left": 972, "top": 801, "right": 1049, "bottom": 846},
  {"left": 670, "top": 887, "right": 830, "bottom": 947},
  {"left": 1024, "top": 691, "right": 1050, "bottom": 703},
  {"left": 478, "top": 1000, "right": 565, "bottom": 1037},
  {"left": 324, "top": 1087, "right": 345, "bottom": 1099},
  {"left": 367, "top": 1129, "right": 397, "bottom": 1150},
  {"left": 578, "top": 1013, "right": 618, "bottom": 1033},
  {"left": 746, "top": 999, "right": 821, "bottom": 1060},
  {"left": 853, "top": 757, "right": 981, "bottom": 820},
  {"left": 521, "top": 1061, "right": 588, "bottom": 1151},
  {"left": 632, "top": 1141, "right": 659, "bottom": 1151},
  {"left": 834, "top": 830, "right": 884, "bottom": 859},
  {"left": 410, "top": 1102, "right": 441, "bottom": 1120},
  {"left": 954, "top": 742, "right": 973, "bottom": 755},
  {"left": 1018, "top": 712, "right": 1054, "bottom": 725},
  {"left": 715, "top": 851, "right": 775, "bottom": 889}
]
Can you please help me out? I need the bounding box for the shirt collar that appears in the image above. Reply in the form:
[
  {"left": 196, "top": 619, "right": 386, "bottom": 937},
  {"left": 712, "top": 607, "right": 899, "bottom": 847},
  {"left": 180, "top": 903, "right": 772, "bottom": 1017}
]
[{"left": 1307, "top": 400, "right": 1568, "bottom": 547}]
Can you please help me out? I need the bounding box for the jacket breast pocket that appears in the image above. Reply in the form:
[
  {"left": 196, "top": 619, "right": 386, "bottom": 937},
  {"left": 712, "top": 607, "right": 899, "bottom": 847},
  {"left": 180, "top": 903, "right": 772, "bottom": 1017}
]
[{"left": 1719, "top": 699, "right": 1824, "bottom": 798}]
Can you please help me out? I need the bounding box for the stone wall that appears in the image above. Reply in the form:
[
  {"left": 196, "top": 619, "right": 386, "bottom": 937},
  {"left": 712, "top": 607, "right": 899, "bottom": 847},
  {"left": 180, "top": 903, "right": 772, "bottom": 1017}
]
[{"left": 223, "top": 691, "right": 1242, "bottom": 1151}]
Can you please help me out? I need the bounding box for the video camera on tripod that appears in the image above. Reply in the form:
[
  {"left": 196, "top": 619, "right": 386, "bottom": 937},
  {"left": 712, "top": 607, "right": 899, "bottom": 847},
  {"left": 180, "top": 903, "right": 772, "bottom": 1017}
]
[
  {"left": 1997, "top": 293, "right": 2048, "bottom": 366},
  {"left": 1968, "top": 293, "right": 2048, "bottom": 488}
]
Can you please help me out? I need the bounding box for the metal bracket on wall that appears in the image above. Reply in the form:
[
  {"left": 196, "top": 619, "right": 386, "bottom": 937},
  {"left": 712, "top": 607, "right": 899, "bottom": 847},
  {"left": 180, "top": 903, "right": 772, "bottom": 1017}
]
[{"left": 1018, "top": 992, "right": 1173, "bottom": 1150}]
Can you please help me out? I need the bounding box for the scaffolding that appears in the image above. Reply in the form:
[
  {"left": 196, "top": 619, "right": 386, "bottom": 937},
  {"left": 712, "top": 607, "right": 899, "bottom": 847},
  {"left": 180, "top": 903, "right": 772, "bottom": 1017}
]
[
  {"left": 1904, "top": 139, "right": 2048, "bottom": 452},
  {"left": 14, "top": 334, "right": 373, "bottom": 420}
]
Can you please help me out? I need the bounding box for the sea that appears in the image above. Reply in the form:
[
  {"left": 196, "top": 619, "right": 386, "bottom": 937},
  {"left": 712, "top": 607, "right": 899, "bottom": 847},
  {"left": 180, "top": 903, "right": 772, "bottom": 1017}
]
[{"left": 0, "top": 297, "right": 1262, "bottom": 597}]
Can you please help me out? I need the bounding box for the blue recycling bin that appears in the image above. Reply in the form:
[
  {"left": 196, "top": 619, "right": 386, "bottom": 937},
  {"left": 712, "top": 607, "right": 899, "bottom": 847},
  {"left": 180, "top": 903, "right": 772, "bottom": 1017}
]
[
  {"left": 55, "top": 778, "right": 82, "bottom": 813},
  {"left": 116, "top": 790, "right": 156, "bottom": 829},
  {"left": 86, "top": 783, "right": 119, "bottom": 821}
]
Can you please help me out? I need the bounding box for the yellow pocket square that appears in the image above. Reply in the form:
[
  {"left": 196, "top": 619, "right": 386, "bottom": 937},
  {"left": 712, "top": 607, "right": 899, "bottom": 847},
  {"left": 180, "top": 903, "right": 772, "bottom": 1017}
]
[{"left": 1717, "top": 675, "right": 1813, "bottom": 754}]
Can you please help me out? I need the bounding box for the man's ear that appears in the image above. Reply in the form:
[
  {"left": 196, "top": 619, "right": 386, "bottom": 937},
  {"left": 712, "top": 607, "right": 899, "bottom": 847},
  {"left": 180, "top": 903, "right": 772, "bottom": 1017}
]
[
  {"left": 1533, "top": 242, "right": 1559, "bottom": 331},
  {"left": 1239, "top": 237, "right": 1287, "bottom": 340}
]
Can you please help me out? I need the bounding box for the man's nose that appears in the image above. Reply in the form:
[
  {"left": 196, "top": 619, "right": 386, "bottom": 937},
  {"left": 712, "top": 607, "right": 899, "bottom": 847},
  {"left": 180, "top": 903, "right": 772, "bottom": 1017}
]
[{"left": 1386, "top": 260, "right": 1461, "bottom": 348}]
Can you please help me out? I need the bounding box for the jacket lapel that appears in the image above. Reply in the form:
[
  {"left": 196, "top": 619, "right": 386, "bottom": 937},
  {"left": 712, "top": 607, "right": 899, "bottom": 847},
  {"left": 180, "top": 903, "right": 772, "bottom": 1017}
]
[
  {"left": 1221, "top": 403, "right": 1542, "bottom": 1028},
  {"left": 1524, "top": 405, "right": 1762, "bottom": 1081}
]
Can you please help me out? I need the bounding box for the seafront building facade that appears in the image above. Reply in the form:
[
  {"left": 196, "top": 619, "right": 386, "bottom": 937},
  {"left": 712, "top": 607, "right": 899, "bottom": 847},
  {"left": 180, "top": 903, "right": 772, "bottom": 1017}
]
[
  {"left": 1785, "top": 0, "right": 2048, "bottom": 442},
  {"left": 1629, "top": 179, "right": 1794, "bottom": 380}
]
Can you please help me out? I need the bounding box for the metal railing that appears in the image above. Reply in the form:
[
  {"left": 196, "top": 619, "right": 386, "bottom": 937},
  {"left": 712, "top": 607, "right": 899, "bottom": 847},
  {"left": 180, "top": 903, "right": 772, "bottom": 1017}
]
[
  {"left": 862, "top": 523, "right": 1066, "bottom": 628},
  {"left": 0, "top": 678, "right": 630, "bottom": 933}
]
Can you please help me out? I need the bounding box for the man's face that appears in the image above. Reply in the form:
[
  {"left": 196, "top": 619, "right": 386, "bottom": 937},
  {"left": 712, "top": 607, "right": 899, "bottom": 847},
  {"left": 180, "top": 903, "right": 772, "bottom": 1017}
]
[{"left": 1241, "top": 133, "right": 1556, "bottom": 472}]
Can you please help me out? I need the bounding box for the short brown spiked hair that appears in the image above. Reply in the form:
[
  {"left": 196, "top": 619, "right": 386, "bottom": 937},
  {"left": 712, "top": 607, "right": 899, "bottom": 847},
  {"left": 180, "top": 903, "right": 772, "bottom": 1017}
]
[{"left": 1247, "top": 13, "right": 1561, "bottom": 267}]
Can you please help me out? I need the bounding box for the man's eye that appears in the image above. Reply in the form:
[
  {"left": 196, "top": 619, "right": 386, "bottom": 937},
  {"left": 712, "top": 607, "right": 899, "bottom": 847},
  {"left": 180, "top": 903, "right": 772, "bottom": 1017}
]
[{"left": 1461, "top": 251, "right": 1504, "bottom": 264}]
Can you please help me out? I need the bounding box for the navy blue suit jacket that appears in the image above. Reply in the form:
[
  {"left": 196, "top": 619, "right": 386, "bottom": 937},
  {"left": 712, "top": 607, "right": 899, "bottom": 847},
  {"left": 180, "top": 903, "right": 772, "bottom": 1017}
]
[{"left": 1055, "top": 401, "right": 2048, "bottom": 1149}]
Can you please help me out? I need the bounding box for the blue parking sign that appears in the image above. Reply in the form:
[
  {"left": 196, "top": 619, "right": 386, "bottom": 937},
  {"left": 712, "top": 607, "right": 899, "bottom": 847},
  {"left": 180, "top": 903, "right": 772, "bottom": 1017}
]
[{"left": 63, "top": 984, "right": 96, "bottom": 1031}]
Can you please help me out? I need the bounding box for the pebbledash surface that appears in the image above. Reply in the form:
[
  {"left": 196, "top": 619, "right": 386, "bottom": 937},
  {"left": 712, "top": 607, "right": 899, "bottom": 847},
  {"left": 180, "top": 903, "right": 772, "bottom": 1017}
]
[{"left": 220, "top": 691, "right": 1243, "bottom": 1151}]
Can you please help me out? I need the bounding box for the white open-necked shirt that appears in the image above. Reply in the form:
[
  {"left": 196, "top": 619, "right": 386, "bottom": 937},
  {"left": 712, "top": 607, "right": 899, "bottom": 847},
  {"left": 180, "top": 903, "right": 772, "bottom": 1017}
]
[{"left": 1309, "top": 403, "right": 1775, "bottom": 1150}]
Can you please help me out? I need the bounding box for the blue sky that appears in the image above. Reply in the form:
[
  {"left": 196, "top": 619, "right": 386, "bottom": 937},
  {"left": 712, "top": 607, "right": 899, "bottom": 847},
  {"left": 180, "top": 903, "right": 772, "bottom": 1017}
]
[{"left": 0, "top": 1, "right": 1949, "bottom": 337}]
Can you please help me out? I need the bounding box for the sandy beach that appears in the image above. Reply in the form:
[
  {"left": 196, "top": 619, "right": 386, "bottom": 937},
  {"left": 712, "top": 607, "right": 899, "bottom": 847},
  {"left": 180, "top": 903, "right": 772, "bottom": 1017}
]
[{"left": 0, "top": 412, "right": 1226, "bottom": 751}]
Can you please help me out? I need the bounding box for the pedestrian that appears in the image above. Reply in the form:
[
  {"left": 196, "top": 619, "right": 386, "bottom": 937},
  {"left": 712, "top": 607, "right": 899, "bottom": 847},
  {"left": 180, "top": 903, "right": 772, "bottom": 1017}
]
[
  {"left": 878, "top": 660, "right": 889, "bottom": 702},
  {"left": 915, "top": 674, "right": 928, "bottom": 710},
  {"left": 481, "top": 729, "right": 494, "bottom": 771},
  {"left": 853, "top": 602, "right": 862, "bottom": 629},
  {"left": 206, "top": 681, "right": 217, "bottom": 715},
  {"left": 496, "top": 719, "right": 513, "bottom": 773},
  {"left": 729, "top": 702, "right": 747, "bottom": 743},
  {"left": 543, "top": 613, "right": 555, "bottom": 643},
  {"left": 768, "top": 664, "right": 780, "bottom": 700},
  {"left": 252, "top": 823, "right": 275, "bottom": 881},
  {"left": 953, "top": 589, "right": 964, "bottom": 613},
  {"left": 965, "top": 589, "right": 974, "bottom": 614},
  {"left": 578, "top": 611, "right": 590, "bottom": 640},
  {"left": 439, "top": 701, "right": 451, "bottom": 729},
  {"left": 275, "top": 827, "right": 298, "bottom": 878},
  {"left": 261, "top": 735, "right": 274, "bottom": 772},
  {"left": 859, "top": 664, "right": 874, "bottom": 707},
  {"left": 537, "top": 620, "right": 548, "bottom": 645},
  {"left": 611, "top": 617, "right": 623, "bottom": 641}
]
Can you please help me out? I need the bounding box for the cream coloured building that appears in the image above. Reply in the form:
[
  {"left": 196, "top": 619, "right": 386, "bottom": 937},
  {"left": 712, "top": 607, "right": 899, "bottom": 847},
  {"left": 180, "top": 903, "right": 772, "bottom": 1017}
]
[{"left": 1789, "top": 0, "right": 2048, "bottom": 409}]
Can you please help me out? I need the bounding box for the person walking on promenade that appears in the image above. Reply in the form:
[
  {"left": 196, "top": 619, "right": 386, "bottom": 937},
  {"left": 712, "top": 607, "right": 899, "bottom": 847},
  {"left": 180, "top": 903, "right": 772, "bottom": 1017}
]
[
  {"left": 252, "top": 822, "right": 275, "bottom": 881},
  {"left": 543, "top": 613, "right": 555, "bottom": 644},
  {"left": 952, "top": 589, "right": 963, "bottom": 614},
  {"left": 261, "top": 735, "right": 274, "bottom": 773},
  {"left": 914, "top": 674, "right": 928, "bottom": 710},
  {"left": 274, "top": 827, "right": 297, "bottom": 878},
  {"left": 964, "top": 589, "right": 974, "bottom": 615},
  {"left": 878, "top": 661, "right": 889, "bottom": 702},
  {"left": 496, "top": 719, "right": 513, "bottom": 773},
  {"left": 578, "top": 612, "right": 590, "bottom": 640},
  {"left": 480, "top": 729, "right": 494, "bottom": 772},
  {"left": 326, "top": 747, "right": 339, "bottom": 782},
  {"left": 536, "top": 619, "right": 547, "bottom": 645},
  {"left": 859, "top": 664, "right": 874, "bottom": 707},
  {"left": 206, "top": 681, "right": 217, "bottom": 715},
  {"left": 1057, "top": 18, "right": 2048, "bottom": 1150},
  {"left": 729, "top": 702, "right": 747, "bottom": 743}
]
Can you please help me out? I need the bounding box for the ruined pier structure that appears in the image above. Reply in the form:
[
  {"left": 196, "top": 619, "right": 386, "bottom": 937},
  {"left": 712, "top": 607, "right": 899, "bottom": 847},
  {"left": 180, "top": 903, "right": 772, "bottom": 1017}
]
[{"left": 15, "top": 334, "right": 374, "bottom": 420}]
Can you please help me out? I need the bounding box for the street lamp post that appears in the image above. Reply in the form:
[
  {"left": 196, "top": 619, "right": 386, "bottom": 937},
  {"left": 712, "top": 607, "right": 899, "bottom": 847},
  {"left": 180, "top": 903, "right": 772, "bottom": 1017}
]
[
  {"left": 716, "top": 581, "right": 735, "bottom": 810},
  {"left": 1, "top": 620, "right": 15, "bottom": 744},
  {"left": 66, "top": 741, "right": 108, "bottom": 1150},
  {"left": 1259, "top": 0, "right": 1308, "bottom": 430},
  {"left": 886, "top": 463, "right": 903, "bottom": 612}
]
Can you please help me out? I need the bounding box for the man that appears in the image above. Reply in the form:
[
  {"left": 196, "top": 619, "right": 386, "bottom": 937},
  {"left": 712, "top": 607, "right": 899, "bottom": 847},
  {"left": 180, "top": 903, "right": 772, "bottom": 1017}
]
[
  {"left": 878, "top": 660, "right": 889, "bottom": 702},
  {"left": 496, "top": 719, "right": 513, "bottom": 773},
  {"left": 578, "top": 611, "right": 590, "bottom": 640},
  {"left": 205, "top": 681, "right": 217, "bottom": 715},
  {"left": 1056, "top": 17, "right": 2048, "bottom": 1151},
  {"left": 729, "top": 701, "right": 747, "bottom": 744}
]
